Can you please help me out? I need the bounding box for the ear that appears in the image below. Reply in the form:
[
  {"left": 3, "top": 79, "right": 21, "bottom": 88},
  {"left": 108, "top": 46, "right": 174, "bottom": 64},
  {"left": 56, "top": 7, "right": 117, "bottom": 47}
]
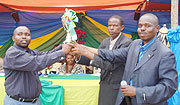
[
  {"left": 12, "top": 35, "right": 15, "bottom": 42},
  {"left": 121, "top": 25, "right": 125, "bottom": 31},
  {"left": 156, "top": 25, "right": 160, "bottom": 32}
]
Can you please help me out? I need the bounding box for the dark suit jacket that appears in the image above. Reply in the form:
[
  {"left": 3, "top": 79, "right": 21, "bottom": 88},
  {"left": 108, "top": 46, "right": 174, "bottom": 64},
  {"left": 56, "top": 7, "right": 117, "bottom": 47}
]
[
  {"left": 96, "top": 38, "right": 178, "bottom": 105},
  {"left": 79, "top": 34, "right": 132, "bottom": 105}
]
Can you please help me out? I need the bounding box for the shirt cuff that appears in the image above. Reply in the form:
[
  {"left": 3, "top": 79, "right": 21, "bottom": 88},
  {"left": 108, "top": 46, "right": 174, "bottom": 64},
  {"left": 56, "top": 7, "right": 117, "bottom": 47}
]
[
  {"left": 90, "top": 60, "right": 93, "bottom": 65},
  {"left": 56, "top": 50, "right": 65, "bottom": 61}
]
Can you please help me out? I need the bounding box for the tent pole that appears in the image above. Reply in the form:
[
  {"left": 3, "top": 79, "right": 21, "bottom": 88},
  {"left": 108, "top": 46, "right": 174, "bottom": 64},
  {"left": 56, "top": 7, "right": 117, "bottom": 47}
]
[{"left": 171, "top": 0, "right": 179, "bottom": 29}]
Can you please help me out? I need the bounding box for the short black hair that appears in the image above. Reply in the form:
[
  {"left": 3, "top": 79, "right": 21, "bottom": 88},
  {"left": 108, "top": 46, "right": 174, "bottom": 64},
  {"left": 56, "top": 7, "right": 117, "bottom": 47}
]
[
  {"left": 13, "top": 26, "right": 30, "bottom": 36},
  {"left": 109, "top": 15, "right": 124, "bottom": 25}
]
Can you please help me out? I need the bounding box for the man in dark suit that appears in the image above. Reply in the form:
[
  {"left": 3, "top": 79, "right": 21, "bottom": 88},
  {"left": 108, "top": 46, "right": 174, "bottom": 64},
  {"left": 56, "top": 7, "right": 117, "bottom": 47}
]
[
  {"left": 76, "top": 15, "right": 132, "bottom": 105},
  {"left": 71, "top": 13, "right": 177, "bottom": 105}
]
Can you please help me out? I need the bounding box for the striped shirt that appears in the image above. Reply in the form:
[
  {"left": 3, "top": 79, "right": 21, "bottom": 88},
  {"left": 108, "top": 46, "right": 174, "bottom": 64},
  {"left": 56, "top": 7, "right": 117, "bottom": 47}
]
[{"left": 138, "top": 36, "right": 157, "bottom": 62}]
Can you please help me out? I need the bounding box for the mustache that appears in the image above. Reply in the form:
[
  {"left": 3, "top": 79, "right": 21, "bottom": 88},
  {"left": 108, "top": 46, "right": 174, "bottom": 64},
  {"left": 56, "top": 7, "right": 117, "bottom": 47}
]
[
  {"left": 109, "top": 32, "right": 114, "bottom": 34},
  {"left": 20, "top": 40, "right": 28, "bottom": 43},
  {"left": 139, "top": 32, "right": 147, "bottom": 34},
  {"left": 20, "top": 40, "right": 27, "bottom": 42}
]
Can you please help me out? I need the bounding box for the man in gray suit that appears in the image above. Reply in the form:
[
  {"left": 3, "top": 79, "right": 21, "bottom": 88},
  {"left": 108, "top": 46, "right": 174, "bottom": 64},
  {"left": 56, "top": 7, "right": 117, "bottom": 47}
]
[
  {"left": 71, "top": 13, "right": 177, "bottom": 105},
  {"left": 76, "top": 15, "right": 132, "bottom": 105}
]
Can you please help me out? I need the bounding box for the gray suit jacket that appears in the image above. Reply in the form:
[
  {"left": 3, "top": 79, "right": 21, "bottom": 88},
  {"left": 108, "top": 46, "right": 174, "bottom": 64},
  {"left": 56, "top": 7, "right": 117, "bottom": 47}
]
[
  {"left": 95, "top": 38, "right": 177, "bottom": 105},
  {"left": 79, "top": 34, "right": 132, "bottom": 105}
]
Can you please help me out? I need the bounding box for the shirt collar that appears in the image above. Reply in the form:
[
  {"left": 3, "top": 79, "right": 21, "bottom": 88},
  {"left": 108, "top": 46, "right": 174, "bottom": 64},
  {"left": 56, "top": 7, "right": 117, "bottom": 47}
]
[
  {"left": 13, "top": 44, "right": 29, "bottom": 52},
  {"left": 140, "top": 36, "right": 157, "bottom": 51},
  {"left": 110, "top": 32, "right": 121, "bottom": 41}
]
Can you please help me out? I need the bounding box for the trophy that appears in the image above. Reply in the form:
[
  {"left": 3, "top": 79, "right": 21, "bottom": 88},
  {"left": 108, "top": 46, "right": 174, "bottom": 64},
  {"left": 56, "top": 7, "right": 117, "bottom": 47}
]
[{"left": 61, "top": 8, "right": 79, "bottom": 43}]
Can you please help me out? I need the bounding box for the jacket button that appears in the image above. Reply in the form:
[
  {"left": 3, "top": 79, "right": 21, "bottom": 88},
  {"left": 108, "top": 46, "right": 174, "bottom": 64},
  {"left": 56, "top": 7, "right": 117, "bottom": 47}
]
[{"left": 110, "top": 72, "right": 112, "bottom": 74}]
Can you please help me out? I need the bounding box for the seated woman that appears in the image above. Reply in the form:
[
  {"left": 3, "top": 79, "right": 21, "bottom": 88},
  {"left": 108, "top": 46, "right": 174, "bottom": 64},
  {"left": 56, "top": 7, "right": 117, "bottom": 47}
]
[{"left": 57, "top": 54, "right": 84, "bottom": 74}]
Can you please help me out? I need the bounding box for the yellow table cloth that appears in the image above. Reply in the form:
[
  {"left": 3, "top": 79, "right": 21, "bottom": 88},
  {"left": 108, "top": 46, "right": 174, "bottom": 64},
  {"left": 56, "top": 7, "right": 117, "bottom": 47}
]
[{"left": 0, "top": 75, "right": 100, "bottom": 105}]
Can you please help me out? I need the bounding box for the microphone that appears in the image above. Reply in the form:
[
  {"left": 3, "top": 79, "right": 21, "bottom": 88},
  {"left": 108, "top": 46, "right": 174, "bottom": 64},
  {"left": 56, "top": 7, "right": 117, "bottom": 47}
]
[
  {"left": 121, "top": 80, "right": 127, "bottom": 86},
  {"left": 121, "top": 80, "right": 131, "bottom": 105}
]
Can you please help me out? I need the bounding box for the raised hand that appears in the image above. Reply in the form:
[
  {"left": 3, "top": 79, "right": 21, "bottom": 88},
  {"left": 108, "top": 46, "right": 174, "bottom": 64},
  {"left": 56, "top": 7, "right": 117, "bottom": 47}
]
[
  {"left": 68, "top": 41, "right": 96, "bottom": 60},
  {"left": 62, "top": 43, "right": 72, "bottom": 55},
  {"left": 70, "top": 41, "right": 87, "bottom": 56}
]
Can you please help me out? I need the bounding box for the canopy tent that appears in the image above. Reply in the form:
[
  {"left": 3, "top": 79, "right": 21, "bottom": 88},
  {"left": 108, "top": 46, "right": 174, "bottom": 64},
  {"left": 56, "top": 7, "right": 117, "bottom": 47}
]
[
  {"left": 0, "top": 0, "right": 179, "bottom": 13},
  {"left": 0, "top": 0, "right": 144, "bottom": 13}
]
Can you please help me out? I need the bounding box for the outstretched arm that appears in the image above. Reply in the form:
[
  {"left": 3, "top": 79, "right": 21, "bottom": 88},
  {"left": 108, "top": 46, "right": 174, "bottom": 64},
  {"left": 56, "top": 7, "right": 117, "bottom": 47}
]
[
  {"left": 3, "top": 44, "right": 72, "bottom": 72},
  {"left": 70, "top": 41, "right": 128, "bottom": 64},
  {"left": 70, "top": 42, "right": 96, "bottom": 60},
  {"left": 81, "top": 44, "right": 98, "bottom": 56},
  {"left": 71, "top": 44, "right": 95, "bottom": 60}
]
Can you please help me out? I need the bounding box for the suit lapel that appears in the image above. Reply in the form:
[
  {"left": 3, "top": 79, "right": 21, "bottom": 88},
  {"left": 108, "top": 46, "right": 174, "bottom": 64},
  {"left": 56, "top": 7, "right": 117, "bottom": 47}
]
[
  {"left": 100, "top": 37, "right": 111, "bottom": 80},
  {"left": 134, "top": 42, "right": 140, "bottom": 66},
  {"left": 112, "top": 34, "right": 124, "bottom": 49},
  {"left": 106, "top": 38, "right": 111, "bottom": 49},
  {"left": 101, "top": 35, "right": 123, "bottom": 80},
  {"left": 123, "top": 40, "right": 141, "bottom": 84},
  {"left": 127, "top": 41, "right": 140, "bottom": 81},
  {"left": 133, "top": 39, "right": 157, "bottom": 72}
]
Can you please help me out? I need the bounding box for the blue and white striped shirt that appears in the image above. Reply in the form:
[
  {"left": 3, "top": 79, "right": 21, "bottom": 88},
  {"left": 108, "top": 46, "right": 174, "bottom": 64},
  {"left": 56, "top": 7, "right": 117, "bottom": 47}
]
[{"left": 138, "top": 36, "right": 157, "bottom": 62}]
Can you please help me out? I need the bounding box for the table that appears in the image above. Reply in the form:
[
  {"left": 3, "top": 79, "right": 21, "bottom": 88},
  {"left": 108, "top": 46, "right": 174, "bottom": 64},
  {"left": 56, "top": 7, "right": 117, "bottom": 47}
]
[{"left": 0, "top": 74, "right": 100, "bottom": 105}]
